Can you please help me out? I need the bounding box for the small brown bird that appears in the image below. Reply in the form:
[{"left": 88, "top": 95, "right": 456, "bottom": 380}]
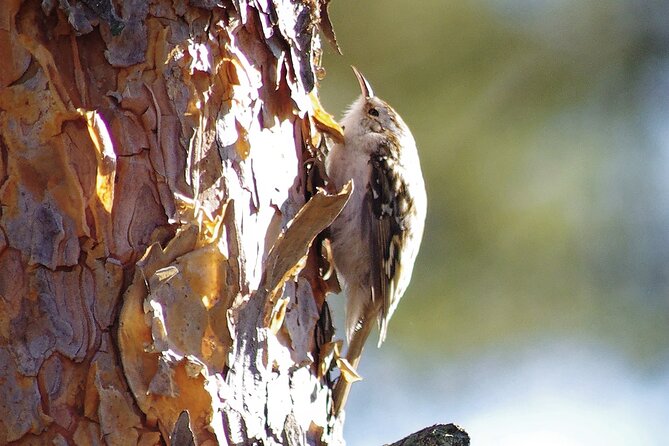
[{"left": 327, "top": 67, "right": 427, "bottom": 413}]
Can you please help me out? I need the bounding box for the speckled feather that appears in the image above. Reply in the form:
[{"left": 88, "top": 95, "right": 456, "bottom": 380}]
[{"left": 327, "top": 70, "right": 426, "bottom": 348}]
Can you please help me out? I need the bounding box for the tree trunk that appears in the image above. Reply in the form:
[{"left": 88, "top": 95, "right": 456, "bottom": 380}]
[{"left": 0, "top": 1, "right": 348, "bottom": 444}]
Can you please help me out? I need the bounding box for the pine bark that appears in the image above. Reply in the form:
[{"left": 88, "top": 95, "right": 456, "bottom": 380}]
[{"left": 0, "top": 1, "right": 347, "bottom": 444}]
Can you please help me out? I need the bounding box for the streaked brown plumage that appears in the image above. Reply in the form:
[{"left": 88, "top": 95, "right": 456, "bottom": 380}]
[{"left": 327, "top": 67, "right": 427, "bottom": 414}]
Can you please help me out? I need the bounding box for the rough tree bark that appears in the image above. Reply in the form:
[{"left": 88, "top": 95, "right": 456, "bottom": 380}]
[{"left": 0, "top": 0, "right": 350, "bottom": 445}]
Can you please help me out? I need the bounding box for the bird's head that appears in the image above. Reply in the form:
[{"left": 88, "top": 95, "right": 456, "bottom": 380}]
[{"left": 341, "top": 66, "right": 409, "bottom": 141}]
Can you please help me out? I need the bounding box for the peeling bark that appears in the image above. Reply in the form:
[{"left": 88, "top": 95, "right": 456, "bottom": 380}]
[{"left": 0, "top": 0, "right": 346, "bottom": 444}]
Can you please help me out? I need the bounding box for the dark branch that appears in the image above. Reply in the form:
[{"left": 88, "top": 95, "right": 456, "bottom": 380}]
[{"left": 388, "top": 424, "right": 470, "bottom": 446}]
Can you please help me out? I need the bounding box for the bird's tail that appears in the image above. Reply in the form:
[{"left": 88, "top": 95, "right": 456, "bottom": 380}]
[{"left": 332, "top": 309, "right": 376, "bottom": 415}]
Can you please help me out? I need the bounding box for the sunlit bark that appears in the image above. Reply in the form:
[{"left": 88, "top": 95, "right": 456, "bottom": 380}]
[{"left": 0, "top": 1, "right": 346, "bottom": 444}]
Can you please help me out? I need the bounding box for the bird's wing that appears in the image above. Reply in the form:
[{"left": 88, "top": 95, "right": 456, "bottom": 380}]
[{"left": 364, "top": 151, "right": 406, "bottom": 345}]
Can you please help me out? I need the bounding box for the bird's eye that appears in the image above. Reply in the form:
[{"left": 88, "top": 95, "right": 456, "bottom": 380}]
[{"left": 368, "top": 108, "right": 379, "bottom": 117}]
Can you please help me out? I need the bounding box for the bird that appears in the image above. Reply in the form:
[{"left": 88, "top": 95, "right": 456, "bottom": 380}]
[{"left": 327, "top": 66, "right": 427, "bottom": 414}]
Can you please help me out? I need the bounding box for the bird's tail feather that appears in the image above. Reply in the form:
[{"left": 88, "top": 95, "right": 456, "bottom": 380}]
[{"left": 333, "top": 306, "right": 377, "bottom": 414}]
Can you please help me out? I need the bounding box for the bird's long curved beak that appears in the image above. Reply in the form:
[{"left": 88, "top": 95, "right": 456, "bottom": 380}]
[{"left": 351, "top": 66, "right": 375, "bottom": 98}]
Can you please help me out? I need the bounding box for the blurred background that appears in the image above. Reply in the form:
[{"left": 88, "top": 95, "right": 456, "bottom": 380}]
[{"left": 319, "top": 1, "right": 669, "bottom": 445}]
